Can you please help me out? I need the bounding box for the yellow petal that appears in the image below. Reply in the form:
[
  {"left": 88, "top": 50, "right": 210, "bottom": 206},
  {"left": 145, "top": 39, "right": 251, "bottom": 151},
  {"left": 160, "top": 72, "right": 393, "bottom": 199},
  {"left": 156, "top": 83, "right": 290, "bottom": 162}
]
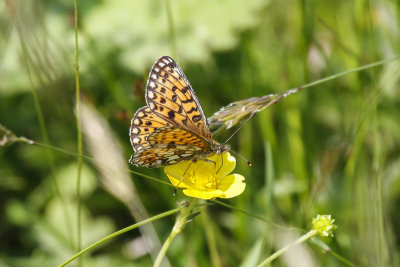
[
  {"left": 217, "top": 174, "right": 246, "bottom": 198},
  {"left": 182, "top": 188, "right": 224, "bottom": 200},
  {"left": 214, "top": 152, "right": 236, "bottom": 178},
  {"left": 181, "top": 174, "right": 245, "bottom": 199},
  {"left": 164, "top": 160, "right": 193, "bottom": 187}
]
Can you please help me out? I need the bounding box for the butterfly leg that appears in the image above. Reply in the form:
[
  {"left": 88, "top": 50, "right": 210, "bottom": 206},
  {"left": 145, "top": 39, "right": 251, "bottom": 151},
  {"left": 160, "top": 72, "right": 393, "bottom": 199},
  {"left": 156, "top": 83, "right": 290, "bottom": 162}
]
[
  {"left": 216, "top": 154, "right": 224, "bottom": 174},
  {"left": 174, "top": 161, "right": 194, "bottom": 196},
  {"left": 202, "top": 158, "right": 220, "bottom": 187}
]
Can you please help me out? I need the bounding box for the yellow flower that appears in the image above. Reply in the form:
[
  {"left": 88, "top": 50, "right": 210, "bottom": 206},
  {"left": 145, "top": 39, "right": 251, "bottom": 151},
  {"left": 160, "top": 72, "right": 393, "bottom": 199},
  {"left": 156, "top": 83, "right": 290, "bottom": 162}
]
[{"left": 164, "top": 152, "right": 246, "bottom": 199}]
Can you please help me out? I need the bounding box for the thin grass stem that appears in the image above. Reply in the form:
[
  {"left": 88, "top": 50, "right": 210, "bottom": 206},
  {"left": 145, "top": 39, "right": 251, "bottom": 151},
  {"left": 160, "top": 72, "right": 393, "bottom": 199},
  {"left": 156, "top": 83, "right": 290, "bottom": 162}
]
[
  {"left": 212, "top": 199, "right": 297, "bottom": 232},
  {"left": 257, "top": 230, "right": 317, "bottom": 267},
  {"left": 34, "top": 142, "right": 173, "bottom": 187},
  {"left": 73, "top": 0, "right": 83, "bottom": 261},
  {"left": 6, "top": 0, "right": 75, "bottom": 250},
  {"left": 201, "top": 205, "right": 221, "bottom": 267},
  {"left": 58, "top": 208, "right": 178, "bottom": 267},
  {"left": 165, "top": 0, "right": 177, "bottom": 59},
  {"left": 299, "top": 57, "right": 399, "bottom": 91}
]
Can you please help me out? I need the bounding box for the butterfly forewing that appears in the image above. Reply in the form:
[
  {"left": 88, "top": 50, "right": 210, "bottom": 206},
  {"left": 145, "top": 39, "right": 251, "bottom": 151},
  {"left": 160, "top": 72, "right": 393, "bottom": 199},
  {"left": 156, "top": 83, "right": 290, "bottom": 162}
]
[
  {"left": 145, "top": 56, "right": 212, "bottom": 140},
  {"left": 130, "top": 107, "right": 170, "bottom": 152}
]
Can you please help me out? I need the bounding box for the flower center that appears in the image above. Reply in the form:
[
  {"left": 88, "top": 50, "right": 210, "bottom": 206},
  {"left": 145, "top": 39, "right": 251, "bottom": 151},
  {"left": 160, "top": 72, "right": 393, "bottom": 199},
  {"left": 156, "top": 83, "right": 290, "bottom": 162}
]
[{"left": 186, "top": 167, "right": 219, "bottom": 190}]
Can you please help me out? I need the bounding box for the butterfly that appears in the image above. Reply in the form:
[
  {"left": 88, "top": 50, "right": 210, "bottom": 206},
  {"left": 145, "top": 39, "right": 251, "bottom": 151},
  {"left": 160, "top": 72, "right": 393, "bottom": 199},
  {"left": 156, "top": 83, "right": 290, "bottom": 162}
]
[{"left": 129, "top": 56, "right": 230, "bottom": 168}]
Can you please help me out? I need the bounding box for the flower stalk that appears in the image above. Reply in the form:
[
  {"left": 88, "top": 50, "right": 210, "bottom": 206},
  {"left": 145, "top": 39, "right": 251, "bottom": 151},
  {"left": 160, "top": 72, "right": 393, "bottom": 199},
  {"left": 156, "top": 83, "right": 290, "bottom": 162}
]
[
  {"left": 154, "top": 199, "right": 198, "bottom": 267},
  {"left": 257, "top": 230, "right": 318, "bottom": 267},
  {"left": 257, "top": 215, "right": 336, "bottom": 266}
]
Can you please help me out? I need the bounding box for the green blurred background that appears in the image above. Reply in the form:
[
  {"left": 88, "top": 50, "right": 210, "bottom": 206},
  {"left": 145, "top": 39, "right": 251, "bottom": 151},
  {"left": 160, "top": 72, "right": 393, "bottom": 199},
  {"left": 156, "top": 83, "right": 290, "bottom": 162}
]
[{"left": 1, "top": 0, "right": 400, "bottom": 266}]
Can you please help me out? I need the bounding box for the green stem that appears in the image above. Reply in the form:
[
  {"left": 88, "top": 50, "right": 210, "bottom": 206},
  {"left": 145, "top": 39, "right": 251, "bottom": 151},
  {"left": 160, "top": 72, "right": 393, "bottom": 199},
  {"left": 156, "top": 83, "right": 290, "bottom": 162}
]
[
  {"left": 373, "top": 66, "right": 386, "bottom": 267},
  {"left": 73, "top": 0, "right": 83, "bottom": 259},
  {"left": 299, "top": 57, "right": 398, "bottom": 91},
  {"left": 257, "top": 230, "right": 317, "bottom": 267},
  {"left": 6, "top": 1, "right": 75, "bottom": 250},
  {"left": 201, "top": 205, "right": 221, "bottom": 267},
  {"left": 328, "top": 250, "right": 357, "bottom": 267},
  {"left": 212, "top": 199, "right": 293, "bottom": 231},
  {"left": 58, "top": 208, "right": 178, "bottom": 267},
  {"left": 154, "top": 199, "right": 198, "bottom": 267},
  {"left": 34, "top": 142, "right": 173, "bottom": 187},
  {"left": 165, "top": 0, "right": 177, "bottom": 59}
]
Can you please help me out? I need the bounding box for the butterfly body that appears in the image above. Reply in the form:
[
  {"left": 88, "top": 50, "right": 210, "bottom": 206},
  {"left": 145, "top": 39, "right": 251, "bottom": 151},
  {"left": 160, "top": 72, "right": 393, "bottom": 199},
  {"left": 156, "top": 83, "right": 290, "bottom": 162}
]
[{"left": 129, "top": 56, "right": 230, "bottom": 168}]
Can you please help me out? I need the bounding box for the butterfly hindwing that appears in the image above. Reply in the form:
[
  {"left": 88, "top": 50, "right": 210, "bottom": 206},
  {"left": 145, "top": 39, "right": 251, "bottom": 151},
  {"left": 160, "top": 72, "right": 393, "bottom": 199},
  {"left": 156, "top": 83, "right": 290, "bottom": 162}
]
[
  {"left": 147, "top": 127, "right": 210, "bottom": 150},
  {"left": 145, "top": 56, "right": 212, "bottom": 140},
  {"left": 129, "top": 143, "right": 200, "bottom": 167}
]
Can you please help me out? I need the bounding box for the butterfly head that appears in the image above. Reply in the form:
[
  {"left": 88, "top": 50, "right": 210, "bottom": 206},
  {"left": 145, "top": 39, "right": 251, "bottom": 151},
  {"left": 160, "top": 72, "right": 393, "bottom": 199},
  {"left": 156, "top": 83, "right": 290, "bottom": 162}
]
[{"left": 214, "top": 142, "right": 231, "bottom": 155}]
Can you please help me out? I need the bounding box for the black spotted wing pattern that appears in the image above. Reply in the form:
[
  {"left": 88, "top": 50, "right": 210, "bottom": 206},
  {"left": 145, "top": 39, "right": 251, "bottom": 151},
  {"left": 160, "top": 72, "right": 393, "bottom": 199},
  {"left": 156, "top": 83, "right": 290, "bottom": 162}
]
[
  {"left": 144, "top": 56, "right": 212, "bottom": 139},
  {"left": 130, "top": 107, "right": 170, "bottom": 152},
  {"left": 129, "top": 56, "right": 221, "bottom": 168}
]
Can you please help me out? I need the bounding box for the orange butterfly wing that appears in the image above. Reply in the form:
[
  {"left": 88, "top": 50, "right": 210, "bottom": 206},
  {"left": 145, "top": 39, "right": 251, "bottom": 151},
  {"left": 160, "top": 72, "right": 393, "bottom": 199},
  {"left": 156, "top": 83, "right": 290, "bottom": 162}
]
[
  {"left": 129, "top": 127, "right": 207, "bottom": 167},
  {"left": 144, "top": 56, "right": 212, "bottom": 140},
  {"left": 146, "top": 126, "right": 210, "bottom": 149},
  {"left": 130, "top": 107, "right": 170, "bottom": 152},
  {"left": 129, "top": 56, "right": 217, "bottom": 168},
  {"left": 129, "top": 144, "right": 200, "bottom": 167}
]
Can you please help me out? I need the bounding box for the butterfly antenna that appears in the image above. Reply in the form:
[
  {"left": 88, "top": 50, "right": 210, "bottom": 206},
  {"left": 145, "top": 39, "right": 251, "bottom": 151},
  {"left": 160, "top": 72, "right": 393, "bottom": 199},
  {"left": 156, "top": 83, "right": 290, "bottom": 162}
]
[
  {"left": 230, "top": 149, "right": 252, "bottom": 166},
  {"left": 223, "top": 111, "right": 256, "bottom": 145}
]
